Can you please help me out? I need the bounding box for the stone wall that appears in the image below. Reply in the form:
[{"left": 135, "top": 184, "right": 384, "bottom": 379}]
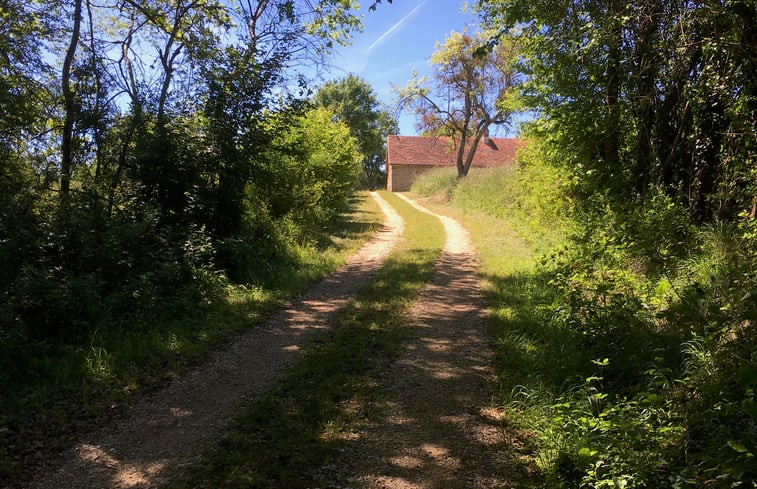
[{"left": 387, "top": 164, "right": 439, "bottom": 192}]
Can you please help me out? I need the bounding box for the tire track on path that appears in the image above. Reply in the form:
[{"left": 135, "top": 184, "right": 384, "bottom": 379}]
[
  {"left": 25, "top": 192, "right": 404, "bottom": 489},
  {"left": 333, "top": 193, "right": 513, "bottom": 489}
]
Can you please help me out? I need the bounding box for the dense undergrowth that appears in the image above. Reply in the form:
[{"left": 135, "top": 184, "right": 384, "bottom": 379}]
[
  {"left": 0, "top": 192, "right": 382, "bottom": 483},
  {"left": 411, "top": 150, "right": 757, "bottom": 487}
]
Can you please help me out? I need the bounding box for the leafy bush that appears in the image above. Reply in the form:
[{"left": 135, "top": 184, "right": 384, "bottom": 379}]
[
  {"left": 261, "top": 107, "right": 362, "bottom": 235},
  {"left": 528, "top": 206, "right": 757, "bottom": 487}
]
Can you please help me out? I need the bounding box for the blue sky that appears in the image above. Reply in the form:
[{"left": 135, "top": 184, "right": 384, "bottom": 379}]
[{"left": 325, "top": 0, "right": 478, "bottom": 135}]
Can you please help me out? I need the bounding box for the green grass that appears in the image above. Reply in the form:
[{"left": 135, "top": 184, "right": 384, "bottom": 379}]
[
  {"left": 411, "top": 164, "right": 573, "bottom": 389},
  {"left": 166, "top": 191, "right": 446, "bottom": 488},
  {"left": 411, "top": 162, "right": 757, "bottom": 487},
  {"left": 412, "top": 163, "right": 570, "bottom": 255},
  {"left": 0, "top": 192, "right": 384, "bottom": 482},
  {"left": 408, "top": 166, "right": 459, "bottom": 201}
]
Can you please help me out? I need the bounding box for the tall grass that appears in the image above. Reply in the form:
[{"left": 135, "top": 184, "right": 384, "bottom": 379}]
[
  {"left": 411, "top": 152, "right": 570, "bottom": 255},
  {"left": 408, "top": 166, "right": 458, "bottom": 201}
]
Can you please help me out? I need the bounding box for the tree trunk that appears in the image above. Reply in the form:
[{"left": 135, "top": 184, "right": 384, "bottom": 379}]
[
  {"left": 456, "top": 133, "right": 468, "bottom": 178},
  {"left": 86, "top": 0, "right": 105, "bottom": 183},
  {"left": 60, "top": 0, "right": 83, "bottom": 202},
  {"left": 634, "top": 0, "right": 661, "bottom": 191},
  {"left": 460, "top": 123, "right": 489, "bottom": 177},
  {"left": 603, "top": 2, "right": 622, "bottom": 175}
]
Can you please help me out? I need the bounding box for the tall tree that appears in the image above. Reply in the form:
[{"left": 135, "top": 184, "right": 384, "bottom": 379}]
[
  {"left": 197, "top": 0, "right": 363, "bottom": 236},
  {"left": 0, "top": 0, "right": 55, "bottom": 280},
  {"left": 396, "top": 29, "right": 521, "bottom": 178},
  {"left": 60, "top": 0, "right": 84, "bottom": 201},
  {"left": 313, "top": 75, "right": 397, "bottom": 188}
]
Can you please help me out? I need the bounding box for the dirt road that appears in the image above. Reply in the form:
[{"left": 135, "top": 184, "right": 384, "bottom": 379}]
[
  {"left": 24, "top": 193, "right": 511, "bottom": 489},
  {"left": 26, "top": 192, "right": 403, "bottom": 489},
  {"left": 327, "top": 194, "right": 513, "bottom": 488}
]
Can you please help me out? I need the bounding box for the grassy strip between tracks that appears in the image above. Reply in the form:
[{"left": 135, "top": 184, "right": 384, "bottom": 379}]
[{"left": 166, "top": 191, "right": 446, "bottom": 489}]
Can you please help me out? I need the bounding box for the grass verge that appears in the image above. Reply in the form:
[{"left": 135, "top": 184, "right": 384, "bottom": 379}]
[
  {"left": 0, "top": 192, "right": 383, "bottom": 484},
  {"left": 412, "top": 163, "right": 757, "bottom": 487},
  {"left": 165, "top": 191, "right": 445, "bottom": 488}
]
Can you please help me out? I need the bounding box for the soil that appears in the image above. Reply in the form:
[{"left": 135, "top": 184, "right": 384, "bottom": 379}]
[{"left": 21, "top": 192, "right": 515, "bottom": 489}]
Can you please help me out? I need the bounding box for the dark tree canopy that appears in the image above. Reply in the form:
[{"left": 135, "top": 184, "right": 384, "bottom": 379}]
[
  {"left": 479, "top": 0, "right": 757, "bottom": 222},
  {"left": 0, "top": 0, "right": 365, "bottom": 342}
]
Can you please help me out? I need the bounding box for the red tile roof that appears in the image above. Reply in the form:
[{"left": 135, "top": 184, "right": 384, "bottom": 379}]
[{"left": 386, "top": 135, "right": 523, "bottom": 167}]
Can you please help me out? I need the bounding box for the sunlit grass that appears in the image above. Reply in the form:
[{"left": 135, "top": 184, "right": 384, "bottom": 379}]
[
  {"left": 412, "top": 159, "right": 757, "bottom": 486},
  {"left": 410, "top": 165, "right": 574, "bottom": 487}
]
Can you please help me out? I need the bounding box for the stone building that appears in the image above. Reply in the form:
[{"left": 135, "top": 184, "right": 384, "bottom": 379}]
[{"left": 385, "top": 135, "right": 522, "bottom": 192}]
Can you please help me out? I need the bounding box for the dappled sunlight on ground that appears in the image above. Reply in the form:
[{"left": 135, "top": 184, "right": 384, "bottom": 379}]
[
  {"left": 26, "top": 193, "right": 405, "bottom": 489},
  {"left": 76, "top": 444, "right": 166, "bottom": 488},
  {"left": 329, "top": 194, "right": 519, "bottom": 488}
]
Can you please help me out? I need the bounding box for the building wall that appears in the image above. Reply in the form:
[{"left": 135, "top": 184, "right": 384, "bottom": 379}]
[{"left": 387, "top": 164, "right": 440, "bottom": 192}]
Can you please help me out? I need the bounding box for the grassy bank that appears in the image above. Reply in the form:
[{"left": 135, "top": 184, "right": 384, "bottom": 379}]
[
  {"left": 0, "top": 193, "right": 383, "bottom": 483},
  {"left": 412, "top": 161, "right": 756, "bottom": 487},
  {"left": 167, "top": 191, "right": 445, "bottom": 488}
]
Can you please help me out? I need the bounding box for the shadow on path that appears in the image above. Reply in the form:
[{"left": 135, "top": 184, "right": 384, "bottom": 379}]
[
  {"left": 333, "top": 194, "right": 517, "bottom": 489},
  {"left": 25, "top": 193, "right": 404, "bottom": 489}
]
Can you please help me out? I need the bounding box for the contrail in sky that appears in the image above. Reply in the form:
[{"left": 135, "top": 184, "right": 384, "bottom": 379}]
[{"left": 367, "top": 1, "right": 428, "bottom": 52}]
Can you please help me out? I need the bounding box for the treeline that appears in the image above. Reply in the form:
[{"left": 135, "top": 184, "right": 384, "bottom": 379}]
[
  {"left": 470, "top": 0, "right": 755, "bottom": 487},
  {"left": 481, "top": 0, "right": 755, "bottom": 224},
  {"left": 1, "top": 0, "right": 371, "bottom": 342},
  {"left": 0, "top": 0, "right": 390, "bottom": 478}
]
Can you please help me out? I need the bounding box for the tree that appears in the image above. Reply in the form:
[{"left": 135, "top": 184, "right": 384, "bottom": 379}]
[
  {"left": 477, "top": 0, "right": 756, "bottom": 222},
  {"left": 396, "top": 29, "right": 522, "bottom": 178},
  {"left": 0, "top": 0, "right": 366, "bottom": 336},
  {"left": 262, "top": 107, "right": 362, "bottom": 228},
  {"left": 367, "top": 0, "right": 391, "bottom": 11},
  {"left": 0, "top": 0, "right": 56, "bottom": 290},
  {"left": 313, "top": 75, "right": 397, "bottom": 188},
  {"left": 60, "top": 0, "right": 84, "bottom": 202}
]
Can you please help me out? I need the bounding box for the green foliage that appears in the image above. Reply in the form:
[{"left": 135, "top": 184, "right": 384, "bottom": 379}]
[
  {"left": 416, "top": 137, "right": 756, "bottom": 487},
  {"left": 478, "top": 0, "right": 757, "bottom": 223},
  {"left": 261, "top": 107, "right": 362, "bottom": 233},
  {"left": 524, "top": 202, "right": 757, "bottom": 487},
  {"left": 0, "top": 193, "right": 382, "bottom": 481},
  {"left": 468, "top": 3, "right": 756, "bottom": 483},
  {"left": 367, "top": 0, "right": 392, "bottom": 12},
  {"left": 0, "top": 0, "right": 367, "bottom": 479},
  {"left": 313, "top": 74, "right": 398, "bottom": 189},
  {"left": 521, "top": 373, "right": 689, "bottom": 488}
]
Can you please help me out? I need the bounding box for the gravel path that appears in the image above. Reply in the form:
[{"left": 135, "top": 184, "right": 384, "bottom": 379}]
[
  {"left": 24, "top": 192, "right": 404, "bottom": 489},
  {"left": 330, "top": 193, "right": 513, "bottom": 488}
]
